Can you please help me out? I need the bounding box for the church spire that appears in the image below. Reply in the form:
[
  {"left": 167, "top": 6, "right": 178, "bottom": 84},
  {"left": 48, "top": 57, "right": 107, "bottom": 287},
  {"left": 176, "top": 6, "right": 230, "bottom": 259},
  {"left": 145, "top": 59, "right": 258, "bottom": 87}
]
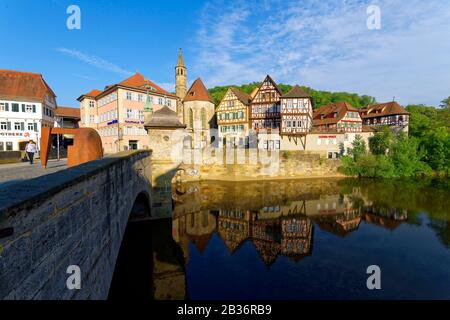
[
  {"left": 175, "top": 48, "right": 187, "bottom": 100},
  {"left": 177, "top": 48, "right": 185, "bottom": 67}
]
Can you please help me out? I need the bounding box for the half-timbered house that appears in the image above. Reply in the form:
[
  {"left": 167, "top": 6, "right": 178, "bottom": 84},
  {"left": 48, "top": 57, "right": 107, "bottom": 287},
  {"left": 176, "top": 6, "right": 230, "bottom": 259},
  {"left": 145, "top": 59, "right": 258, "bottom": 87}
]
[
  {"left": 250, "top": 75, "right": 282, "bottom": 132},
  {"left": 216, "top": 87, "right": 252, "bottom": 147},
  {"left": 279, "top": 85, "right": 314, "bottom": 150},
  {"left": 313, "top": 101, "right": 362, "bottom": 133},
  {"left": 359, "top": 101, "right": 409, "bottom": 133}
]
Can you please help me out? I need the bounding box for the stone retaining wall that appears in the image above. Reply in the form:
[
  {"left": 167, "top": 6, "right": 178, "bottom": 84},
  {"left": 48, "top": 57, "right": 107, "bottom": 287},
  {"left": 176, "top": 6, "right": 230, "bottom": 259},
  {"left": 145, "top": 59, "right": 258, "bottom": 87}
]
[{"left": 177, "top": 149, "right": 343, "bottom": 181}]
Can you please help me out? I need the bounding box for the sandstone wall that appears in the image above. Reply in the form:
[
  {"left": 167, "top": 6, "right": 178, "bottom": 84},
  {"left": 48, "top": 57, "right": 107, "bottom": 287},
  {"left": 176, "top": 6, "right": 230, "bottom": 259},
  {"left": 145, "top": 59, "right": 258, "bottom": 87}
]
[{"left": 177, "top": 149, "right": 343, "bottom": 182}]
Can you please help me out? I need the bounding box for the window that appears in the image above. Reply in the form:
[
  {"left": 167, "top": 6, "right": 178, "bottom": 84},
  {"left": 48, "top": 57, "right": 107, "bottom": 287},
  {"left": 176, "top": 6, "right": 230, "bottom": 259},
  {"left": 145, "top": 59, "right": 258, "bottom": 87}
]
[
  {"left": 89, "top": 115, "right": 95, "bottom": 123},
  {"left": 287, "top": 100, "right": 292, "bottom": 109},
  {"left": 158, "top": 97, "right": 163, "bottom": 105},
  {"left": 0, "top": 102, "right": 9, "bottom": 111},
  {"left": 0, "top": 122, "right": 7, "bottom": 130},
  {"left": 126, "top": 92, "right": 132, "bottom": 100},
  {"left": 6, "top": 141, "right": 13, "bottom": 151},
  {"left": 25, "top": 105, "right": 33, "bottom": 113},
  {"left": 127, "top": 109, "right": 133, "bottom": 119},
  {"left": 189, "top": 108, "right": 194, "bottom": 128},
  {"left": 138, "top": 94, "right": 143, "bottom": 102},
  {"left": 14, "top": 122, "right": 24, "bottom": 131},
  {"left": 275, "top": 140, "right": 280, "bottom": 149},
  {"left": 89, "top": 101, "right": 95, "bottom": 108},
  {"left": 287, "top": 120, "right": 291, "bottom": 127},
  {"left": 12, "top": 103, "right": 19, "bottom": 112},
  {"left": 201, "top": 108, "right": 206, "bottom": 129},
  {"left": 27, "top": 123, "right": 34, "bottom": 131}
]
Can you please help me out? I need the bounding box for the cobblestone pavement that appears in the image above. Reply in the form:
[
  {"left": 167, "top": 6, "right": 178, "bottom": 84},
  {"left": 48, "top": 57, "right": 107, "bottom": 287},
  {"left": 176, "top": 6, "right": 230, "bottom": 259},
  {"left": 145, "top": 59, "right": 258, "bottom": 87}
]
[{"left": 0, "top": 159, "right": 68, "bottom": 188}]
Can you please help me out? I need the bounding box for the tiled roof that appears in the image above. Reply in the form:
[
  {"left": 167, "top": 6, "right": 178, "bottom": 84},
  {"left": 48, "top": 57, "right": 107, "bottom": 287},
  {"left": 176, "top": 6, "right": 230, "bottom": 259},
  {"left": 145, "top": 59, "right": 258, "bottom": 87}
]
[
  {"left": 55, "top": 106, "right": 80, "bottom": 119},
  {"left": 281, "top": 85, "right": 311, "bottom": 98},
  {"left": 313, "top": 101, "right": 360, "bottom": 125},
  {"left": 144, "top": 106, "right": 186, "bottom": 128},
  {"left": 229, "top": 87, "right": 252, "bottom": 105},
  {"left": 183, "top": 78, "right": 213, "bottom": 103},
  {"left": 359, "top": 101, "right": 409, "bottom": 118},
  {"left": 118, "top": 73, "right": 172, "bottom": 96},
  {"left": 79, "top": 73, "right": 175, "bottom": 101},
  {"left": 0, "top": 69, "right": 56, "bottom": 103},
  {"left": 77, "top": 89, "right": 102, "bottom": 101}
]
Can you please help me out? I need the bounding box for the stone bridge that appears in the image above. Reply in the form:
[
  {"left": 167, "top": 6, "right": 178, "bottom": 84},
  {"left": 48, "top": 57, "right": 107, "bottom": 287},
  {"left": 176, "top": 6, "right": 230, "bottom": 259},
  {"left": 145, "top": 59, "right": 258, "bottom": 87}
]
[{"left": 0, "top": 150, "right": 153, "bottom": 299}]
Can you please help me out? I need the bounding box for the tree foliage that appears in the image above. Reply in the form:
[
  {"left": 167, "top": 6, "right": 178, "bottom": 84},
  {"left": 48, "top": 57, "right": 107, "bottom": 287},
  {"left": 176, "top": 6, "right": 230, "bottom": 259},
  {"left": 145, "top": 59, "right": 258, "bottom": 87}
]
[{"left": 208, "top": 82, "right": 376, "bottom": 108}]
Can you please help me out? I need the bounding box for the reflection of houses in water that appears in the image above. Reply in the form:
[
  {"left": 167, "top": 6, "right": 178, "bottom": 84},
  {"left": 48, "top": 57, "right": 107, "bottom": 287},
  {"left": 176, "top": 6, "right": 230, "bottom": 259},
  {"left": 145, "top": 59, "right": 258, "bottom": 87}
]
[
  {"left": 281, "top": 217, "right": 313, "bottom": 258},
  {"left": 171, "top": 188, "right": 410, "bottom": 266},
  {"left": 363, "top": 206, "right": 408, "bottom": 230},
  {"left": 252, "top": 218, "right": 282, "bottom": 265},
  {"left": 305, "top": 194, "right": 362, "bottom": 237},
  {"left": 217, "top": 210, "right": 251, "bottom": 253},
  {"left": 251, "top": 206, "right": 313, "bottom": 265}
]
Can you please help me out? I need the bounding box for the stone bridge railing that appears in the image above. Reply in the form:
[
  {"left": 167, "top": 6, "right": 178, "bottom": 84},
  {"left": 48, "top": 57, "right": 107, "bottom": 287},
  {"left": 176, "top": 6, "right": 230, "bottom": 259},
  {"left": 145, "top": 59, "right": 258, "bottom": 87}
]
[{"left": 0, "top": 150, "right": 152, "bottom": 300}]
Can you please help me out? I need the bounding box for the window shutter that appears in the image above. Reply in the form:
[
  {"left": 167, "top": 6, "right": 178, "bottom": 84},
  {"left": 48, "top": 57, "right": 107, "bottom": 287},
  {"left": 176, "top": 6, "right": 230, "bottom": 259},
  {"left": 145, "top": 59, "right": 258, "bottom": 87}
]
[
  {"left": 7, "top": 122, "right": 11, "bottom": 130},
  {"left": 20, "top": 122, "right": 24, "bottom": 131},
  {"left": 32, "top": 105, "right": 36, "bottom": 112},
  {"left": 22, "top": 104, "right": 25, "bottom": 112},
  {"left": 5, "top": 103, "right": 9, "bottom": 111},
  {"left": 34, "top": 123, "right": 37, "bottom": 131}
]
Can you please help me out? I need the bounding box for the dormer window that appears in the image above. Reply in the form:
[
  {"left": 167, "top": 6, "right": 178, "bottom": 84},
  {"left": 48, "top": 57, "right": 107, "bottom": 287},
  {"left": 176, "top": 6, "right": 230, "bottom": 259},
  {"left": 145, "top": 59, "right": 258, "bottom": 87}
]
[
  {"left": 333, "top": 112, "right": 338, "bottom": 118},
  {"left": 320, "top": 114, "right": 325, "bottom": 119}
]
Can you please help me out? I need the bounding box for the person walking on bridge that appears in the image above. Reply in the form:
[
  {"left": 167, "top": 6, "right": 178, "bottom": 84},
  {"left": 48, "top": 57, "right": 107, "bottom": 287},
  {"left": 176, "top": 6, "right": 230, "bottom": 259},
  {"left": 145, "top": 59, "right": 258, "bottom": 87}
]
[{"left": 25, "top": 140, "right": 37, "bottom": 165}]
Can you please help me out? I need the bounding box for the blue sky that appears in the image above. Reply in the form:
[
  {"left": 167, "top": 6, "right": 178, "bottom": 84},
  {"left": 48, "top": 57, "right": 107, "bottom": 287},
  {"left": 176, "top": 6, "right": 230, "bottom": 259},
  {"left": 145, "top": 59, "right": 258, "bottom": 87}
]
[{"left": 1, "top": 0, "right": 449, "bottom": 107}]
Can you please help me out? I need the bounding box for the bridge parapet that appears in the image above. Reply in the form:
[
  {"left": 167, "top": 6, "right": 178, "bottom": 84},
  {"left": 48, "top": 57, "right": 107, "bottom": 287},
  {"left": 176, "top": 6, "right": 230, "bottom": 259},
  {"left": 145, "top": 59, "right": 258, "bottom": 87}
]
[{"left": 0, "top": 150, "right": 152, "bottom": 300}]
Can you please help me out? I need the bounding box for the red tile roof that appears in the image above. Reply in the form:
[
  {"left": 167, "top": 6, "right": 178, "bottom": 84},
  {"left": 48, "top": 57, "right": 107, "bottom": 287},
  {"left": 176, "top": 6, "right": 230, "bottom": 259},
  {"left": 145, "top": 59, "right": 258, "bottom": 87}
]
[
  {"left": 55, "top": 106, "right": 80, "bottom": 119},
  {"left": 313, "top": 101, "right": 360, "bottom": 125},
  {"left": 119, "top": 73, "right": 172, "bottom": 96},
  {"left": 183, "top": 78, "right": 213, "bottom": 103},
  {"left": 0, "top": 69, "right": 56, "bottom": 103},
  {"left": 359, "top": 101, "right": 409, "bottom": 119},
  {"left": 77, "top": 89, "right": 102, "bottom": 101}
]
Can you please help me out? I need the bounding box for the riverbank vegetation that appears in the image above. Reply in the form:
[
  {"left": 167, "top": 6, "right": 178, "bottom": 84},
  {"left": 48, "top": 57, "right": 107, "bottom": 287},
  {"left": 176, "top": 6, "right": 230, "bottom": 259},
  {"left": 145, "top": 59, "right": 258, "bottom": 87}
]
[{"left": 340, "top": 99, "right": 450, "bottom": 178}]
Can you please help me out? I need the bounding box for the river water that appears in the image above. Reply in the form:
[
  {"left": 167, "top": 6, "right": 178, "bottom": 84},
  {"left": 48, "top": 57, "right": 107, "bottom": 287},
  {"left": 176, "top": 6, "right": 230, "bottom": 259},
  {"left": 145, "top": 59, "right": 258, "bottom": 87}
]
[{"left": 110, "top": 178, "right": 450, "bottom": 300}]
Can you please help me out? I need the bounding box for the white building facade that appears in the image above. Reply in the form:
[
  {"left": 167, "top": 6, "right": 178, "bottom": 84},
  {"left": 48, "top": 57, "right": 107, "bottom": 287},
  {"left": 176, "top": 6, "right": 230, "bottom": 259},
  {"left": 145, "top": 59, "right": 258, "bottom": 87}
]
[{"left": 0, "top": 70, "right": 56, "bottom": 152}]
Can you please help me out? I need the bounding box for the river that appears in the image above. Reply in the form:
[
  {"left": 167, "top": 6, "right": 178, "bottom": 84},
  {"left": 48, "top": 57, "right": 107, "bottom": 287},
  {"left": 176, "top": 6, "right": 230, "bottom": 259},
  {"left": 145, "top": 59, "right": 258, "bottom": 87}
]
[{"left": 109, "top": 178, "right": 450, "bottom": 300}]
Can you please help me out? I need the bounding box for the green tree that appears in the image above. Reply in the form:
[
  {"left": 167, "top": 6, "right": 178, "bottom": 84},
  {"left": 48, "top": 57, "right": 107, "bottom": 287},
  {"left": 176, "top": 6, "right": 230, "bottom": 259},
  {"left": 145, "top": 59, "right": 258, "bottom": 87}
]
[
  {"left": 368, "top": 126, "right": 394, "bottom": 155},
  {"left": 347, "top": 134, "right": 367, "bottom": 161},
  {"left": 389, "top": 132, "right": 431, "bottom": 177},
  {"left": 440, "top": 96, "right": 450, "bottom": 109},
  {"left": 421, "top": 127, "right": 449, "bottom": 171}
]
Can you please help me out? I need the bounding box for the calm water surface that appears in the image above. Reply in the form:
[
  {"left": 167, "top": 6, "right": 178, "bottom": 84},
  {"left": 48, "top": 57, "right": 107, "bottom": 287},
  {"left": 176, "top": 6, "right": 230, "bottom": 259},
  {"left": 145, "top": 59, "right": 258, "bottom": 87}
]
[{"left": 111, "top": 178, "right": 450, "bottom": 300}]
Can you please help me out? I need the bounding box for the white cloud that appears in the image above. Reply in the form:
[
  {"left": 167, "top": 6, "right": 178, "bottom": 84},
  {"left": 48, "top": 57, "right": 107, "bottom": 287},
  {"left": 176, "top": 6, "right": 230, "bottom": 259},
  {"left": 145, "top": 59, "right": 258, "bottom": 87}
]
[
  {"left": 57, "top": 48, "right": 133, "bottom": 77},
  {"left": 193, "top": 0, "right": 450, "bottom": 106}
]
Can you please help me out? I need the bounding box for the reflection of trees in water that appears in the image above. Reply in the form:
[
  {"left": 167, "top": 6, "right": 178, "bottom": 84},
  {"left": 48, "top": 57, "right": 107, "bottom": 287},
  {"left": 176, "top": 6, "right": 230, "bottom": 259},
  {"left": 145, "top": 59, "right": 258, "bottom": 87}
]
[{"left": 337, "top": 178, "right": 450, "bottom": 246}]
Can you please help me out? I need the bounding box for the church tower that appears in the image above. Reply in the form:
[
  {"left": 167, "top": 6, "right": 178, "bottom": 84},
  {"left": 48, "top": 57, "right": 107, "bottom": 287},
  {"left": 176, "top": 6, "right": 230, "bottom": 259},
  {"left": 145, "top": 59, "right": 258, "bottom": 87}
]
[{"left": 175, "top": 48, "right": 187, "bottom": 100}]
